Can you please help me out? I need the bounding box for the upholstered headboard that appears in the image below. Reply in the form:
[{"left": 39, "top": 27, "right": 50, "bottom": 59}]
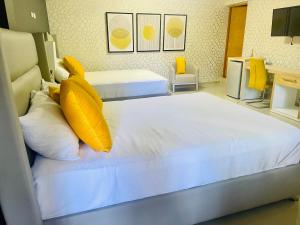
[
  {"left": 0, "top": 29, "right": 42, "bottom": 166},
  {"left": 0, "top": 28, "right": 43, "bottom": 225},
  {"left": 0, "top": 29, "right": 42, "bottom": 116}
]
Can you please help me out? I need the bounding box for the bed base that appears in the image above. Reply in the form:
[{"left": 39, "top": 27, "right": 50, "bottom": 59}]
[{"left": 45, "top": 164, "right": 300, "bottom": 225}]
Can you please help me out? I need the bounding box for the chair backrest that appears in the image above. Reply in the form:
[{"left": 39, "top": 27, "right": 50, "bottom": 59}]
[
  {"left": 249, "top": 58, "right": 267, "bottom": 91},
  {"left": 171, "top": 62, "right": 196, "bottom": 75}
]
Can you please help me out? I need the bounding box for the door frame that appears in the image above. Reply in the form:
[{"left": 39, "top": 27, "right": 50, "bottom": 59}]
[{"left": 223, "top": 4, "right": 248, "bottom": 78}]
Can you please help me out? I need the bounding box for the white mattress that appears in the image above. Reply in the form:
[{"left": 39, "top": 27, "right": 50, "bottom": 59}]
[
  {"left": 85, "top": 69, "right": 169, "bottom": 99},
  {"left": 32, "top": 93, "right": 300, "bottom": 220}
]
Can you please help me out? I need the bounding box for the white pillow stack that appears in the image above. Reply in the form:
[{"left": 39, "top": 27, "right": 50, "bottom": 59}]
[{"left": 19, "top": 91, "right": 80, "bottom": 161}]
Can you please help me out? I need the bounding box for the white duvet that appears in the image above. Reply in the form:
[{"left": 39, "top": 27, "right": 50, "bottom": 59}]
[
  {"left": 32, "top": 93, "right": 300, "bottom": 220},
  {"left": 85, "top": 69, "right": 169, "bottom": 99}
]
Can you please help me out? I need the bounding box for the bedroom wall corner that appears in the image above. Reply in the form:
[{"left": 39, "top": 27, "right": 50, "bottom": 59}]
[
  {"left": 242, "top": 0, "right": 300, "bottom": 71},
  {"left": 45, "top": 0, "right": 229, "bottom": 83}
]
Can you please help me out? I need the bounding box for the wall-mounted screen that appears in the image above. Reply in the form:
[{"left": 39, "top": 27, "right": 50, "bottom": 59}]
[
  {"left": 271, "top": 8, "right": 289, "bottom": 36},
  {"left": 288, "top": 6, "right": 300, "bottom": 36}
]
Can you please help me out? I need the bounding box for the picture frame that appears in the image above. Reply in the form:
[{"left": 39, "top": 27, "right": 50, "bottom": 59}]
[
  {"left": 106, "top": 12, "right": 134, "bottom": 53},
  {"left": 136, "top": 13, "right": 161, "bottom": 52},
  {"left": 163, "top": 14, "right": 187, "bottom": 51}
]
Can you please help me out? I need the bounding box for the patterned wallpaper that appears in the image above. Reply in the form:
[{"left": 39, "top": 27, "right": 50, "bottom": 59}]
[
  {"left": 45, "top": 0, "right": 229, "bottom": 82},
  {"left": 243, "top": 0, "right": 300, "bottom": 70}
]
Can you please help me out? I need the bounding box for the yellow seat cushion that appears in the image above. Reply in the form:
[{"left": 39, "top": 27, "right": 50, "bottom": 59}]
[
  {"left": 63, "top": 56, "right": 85, "bottom": 79},
  {"left": 69, "top": 76, "right": 103, "bottom": 109},
  {"left": 60, "top": 79, "right": 112, "bottom": 152},
  {"left": 48, "top": 86, "right": 60, "bottom": 104},
  {"left": 176, "top": 57, "right": 186, "bottom": 74}
]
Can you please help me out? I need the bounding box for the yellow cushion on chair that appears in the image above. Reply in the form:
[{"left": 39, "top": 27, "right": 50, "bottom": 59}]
[
  {"left": 248, "top": 58, "right": 267, "bottom": 91},
  {"left": 63, "top": 56, "right": 85, "bottom": 79},
  {"left": 60, "top": 79, "right": 112, "bottom": 152},
  {"left": 176, "top": 57, "right": 186, "bottom": 74}
]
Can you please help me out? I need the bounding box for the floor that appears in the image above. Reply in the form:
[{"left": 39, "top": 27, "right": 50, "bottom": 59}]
[
  {"left": 174, "top": 81, "right": 300, "bottom": 225},
  {"left": 175, "top": 80, "right": 300, "bottom": 129}
]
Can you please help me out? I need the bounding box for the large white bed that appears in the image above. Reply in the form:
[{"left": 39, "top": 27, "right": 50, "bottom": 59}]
[
  {"left": 2, "top": 29, "right": 300, "bottom": 225},
  {"left": 32, "top": 93, "right": 300, "bottom": 220}
]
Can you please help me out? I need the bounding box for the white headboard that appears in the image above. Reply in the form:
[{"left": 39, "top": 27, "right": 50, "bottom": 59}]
[
  {"left": 0, "top": 28, "right": 42, "bottom": 116},
  {"left": 0, "top": 28, "right": 43, "bottom": 224}
]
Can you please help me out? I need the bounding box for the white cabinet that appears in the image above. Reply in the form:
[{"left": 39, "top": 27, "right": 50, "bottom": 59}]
[
  {"left": 227, "top": 60, "right": 243, "bottom": 99},
  {"left": 227, "top": 57, "right": 261, "bottom": 100}
]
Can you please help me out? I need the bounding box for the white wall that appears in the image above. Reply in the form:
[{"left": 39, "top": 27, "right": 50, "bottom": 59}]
[
  {"left": 45, "top": 0, "right": 229, "bottom": 82},
  {"left": 243, "top": 0, "right": 300, "bottom": 70}
]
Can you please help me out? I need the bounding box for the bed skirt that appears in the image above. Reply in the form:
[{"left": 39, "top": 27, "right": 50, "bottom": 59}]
[{"left": 45, "top": 164, "right": 300, "bottom": 225}]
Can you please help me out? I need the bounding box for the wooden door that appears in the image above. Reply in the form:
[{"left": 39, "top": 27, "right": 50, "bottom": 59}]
[{"left": 223, "top": 5, "right": 247, "bottom": 78}]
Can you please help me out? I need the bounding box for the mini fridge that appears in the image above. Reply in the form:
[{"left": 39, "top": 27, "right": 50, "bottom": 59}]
[{"left": 227, "top": 60, "right": 243, "bottom": 99}]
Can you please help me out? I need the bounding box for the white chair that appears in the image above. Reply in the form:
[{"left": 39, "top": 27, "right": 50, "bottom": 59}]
[{"left": 169, "top": 63, "right": 199, "bottom": 92}]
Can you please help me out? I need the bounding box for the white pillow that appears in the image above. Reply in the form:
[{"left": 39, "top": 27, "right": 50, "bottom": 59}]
[
  {"left": 54, "top": 58, "right": 69, "bottom": 83},
  {"left": 41, "top": 79, "right": 60, "bottom": 93},
  {"left": 19, "top": 91, "right": 80, "bottom": 161}
]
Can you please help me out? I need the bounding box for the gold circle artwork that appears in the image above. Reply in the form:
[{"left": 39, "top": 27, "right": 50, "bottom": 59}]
[
  {"left": 143, "top": 25, "right": 155, "bottom": 41},
  {"left": 110, "top": 28, "right": 131, "bottom": 49},
  {"left": 110, "top": 15, "right": 131, "bottom": 50},
  {"left": 167, "top": 17, "right": 184, "bottom": 38}
]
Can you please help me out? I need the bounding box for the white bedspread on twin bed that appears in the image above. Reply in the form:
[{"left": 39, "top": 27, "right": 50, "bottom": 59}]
[
  {"left": 32, "top": 93, "right": 300, "bottom": 220},
  {"left": 85, "top": 69, "right": 169, "bottom": 99}
]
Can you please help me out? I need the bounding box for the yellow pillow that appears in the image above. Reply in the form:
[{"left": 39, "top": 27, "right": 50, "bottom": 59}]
[
  {"left": 69, "top": 76, "right": 103, "bottom": 109},
  {"left": 63, "top": 56, "right": 85, "bottom": 79},
  {"left": 176, "top": 57, "right": 186, "bottom": 74},
  {"left": 48, "top": 86, "right": 60, "bottom": 104},
  {"left": 60, "top": 79, "right": 112, "bottom": 152}
]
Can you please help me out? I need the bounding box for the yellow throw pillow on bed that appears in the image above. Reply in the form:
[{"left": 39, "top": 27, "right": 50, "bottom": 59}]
[
  {"left": 49, "top": 86, "right": 60, "bottom": 104},
  {"left": 69, "top": 76, "right": 103, "bottom": 109},
  {"left": 48, "top": 76, "right": 103, "bottom": 109},
  {"left": 63, "top": 56, "right": 85, "bottom": 79},
  {"left": 176, "top": 57, "right": 186, "bottom": 74},
  {"left": 60, "top": 78, "right": 112, "bottom": 152}
]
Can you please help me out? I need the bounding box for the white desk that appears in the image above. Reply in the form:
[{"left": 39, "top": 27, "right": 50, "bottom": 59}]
[{"left": 245, "top": 64, "right": 300, "bottom": 121}]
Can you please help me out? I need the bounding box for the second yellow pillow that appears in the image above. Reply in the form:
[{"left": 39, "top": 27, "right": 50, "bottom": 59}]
[
  {"left": 63, "top": 56, "right": 85, "bottom": 79},
  {"left": 49, "top": 86, "right": 60, "bottom": 104}
]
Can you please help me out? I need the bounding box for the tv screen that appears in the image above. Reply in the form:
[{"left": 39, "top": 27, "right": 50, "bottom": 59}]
[
  {"left": 288, "top": 6, "right": 300, "bottom": 36},
  {"left": 271, "top": 8, "right": 289, "bottom": 36}
]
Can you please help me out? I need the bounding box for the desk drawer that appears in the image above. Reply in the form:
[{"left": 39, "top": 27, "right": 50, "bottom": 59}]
[{"left": 276, "top": 74, "right": 300, "bottom": 89}]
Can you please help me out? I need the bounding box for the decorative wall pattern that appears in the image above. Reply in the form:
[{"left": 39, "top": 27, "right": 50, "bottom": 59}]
[
  {"left": 45, "top": 0, "right": 229, "bottom": 82},
  {"left": 243, "top": 0, "right": 300, "bottom": 70}
]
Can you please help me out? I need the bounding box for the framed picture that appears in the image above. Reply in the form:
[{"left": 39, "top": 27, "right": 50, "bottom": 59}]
[
  {"left": 106, "top": 12, "right": 134, "bottom": 53},
  {"left": 136, "top": 13, "right": 161, "bottom": 52},
  {"left": 163, "top": 14, "right": 187, "bottom": 51}
]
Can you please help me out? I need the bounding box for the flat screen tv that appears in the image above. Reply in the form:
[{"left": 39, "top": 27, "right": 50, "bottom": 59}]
[
  {"left": 271, "top": 8, "right": 290, "bottom": 36},
  {"left": 288, "top": 6, "right": 300, "bottom": 36}
]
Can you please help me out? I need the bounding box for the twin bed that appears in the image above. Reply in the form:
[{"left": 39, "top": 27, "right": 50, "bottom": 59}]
[
  {"left": 55, "top": 61, "right": 169, "bottom": 100},
  {"left": 1, "top": 29, "right": 300, "bottom": 225}
]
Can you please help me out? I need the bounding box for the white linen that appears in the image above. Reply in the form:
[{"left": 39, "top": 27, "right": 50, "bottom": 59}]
[
  {"left": 85, "top": 69, "right": 169, "bottom": 99},
  {"left": 32, "top": 93, "right": 300, "bottom": 219},
  {"left": 20, "top": 91, "right": 80, "bottom": 161}
]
